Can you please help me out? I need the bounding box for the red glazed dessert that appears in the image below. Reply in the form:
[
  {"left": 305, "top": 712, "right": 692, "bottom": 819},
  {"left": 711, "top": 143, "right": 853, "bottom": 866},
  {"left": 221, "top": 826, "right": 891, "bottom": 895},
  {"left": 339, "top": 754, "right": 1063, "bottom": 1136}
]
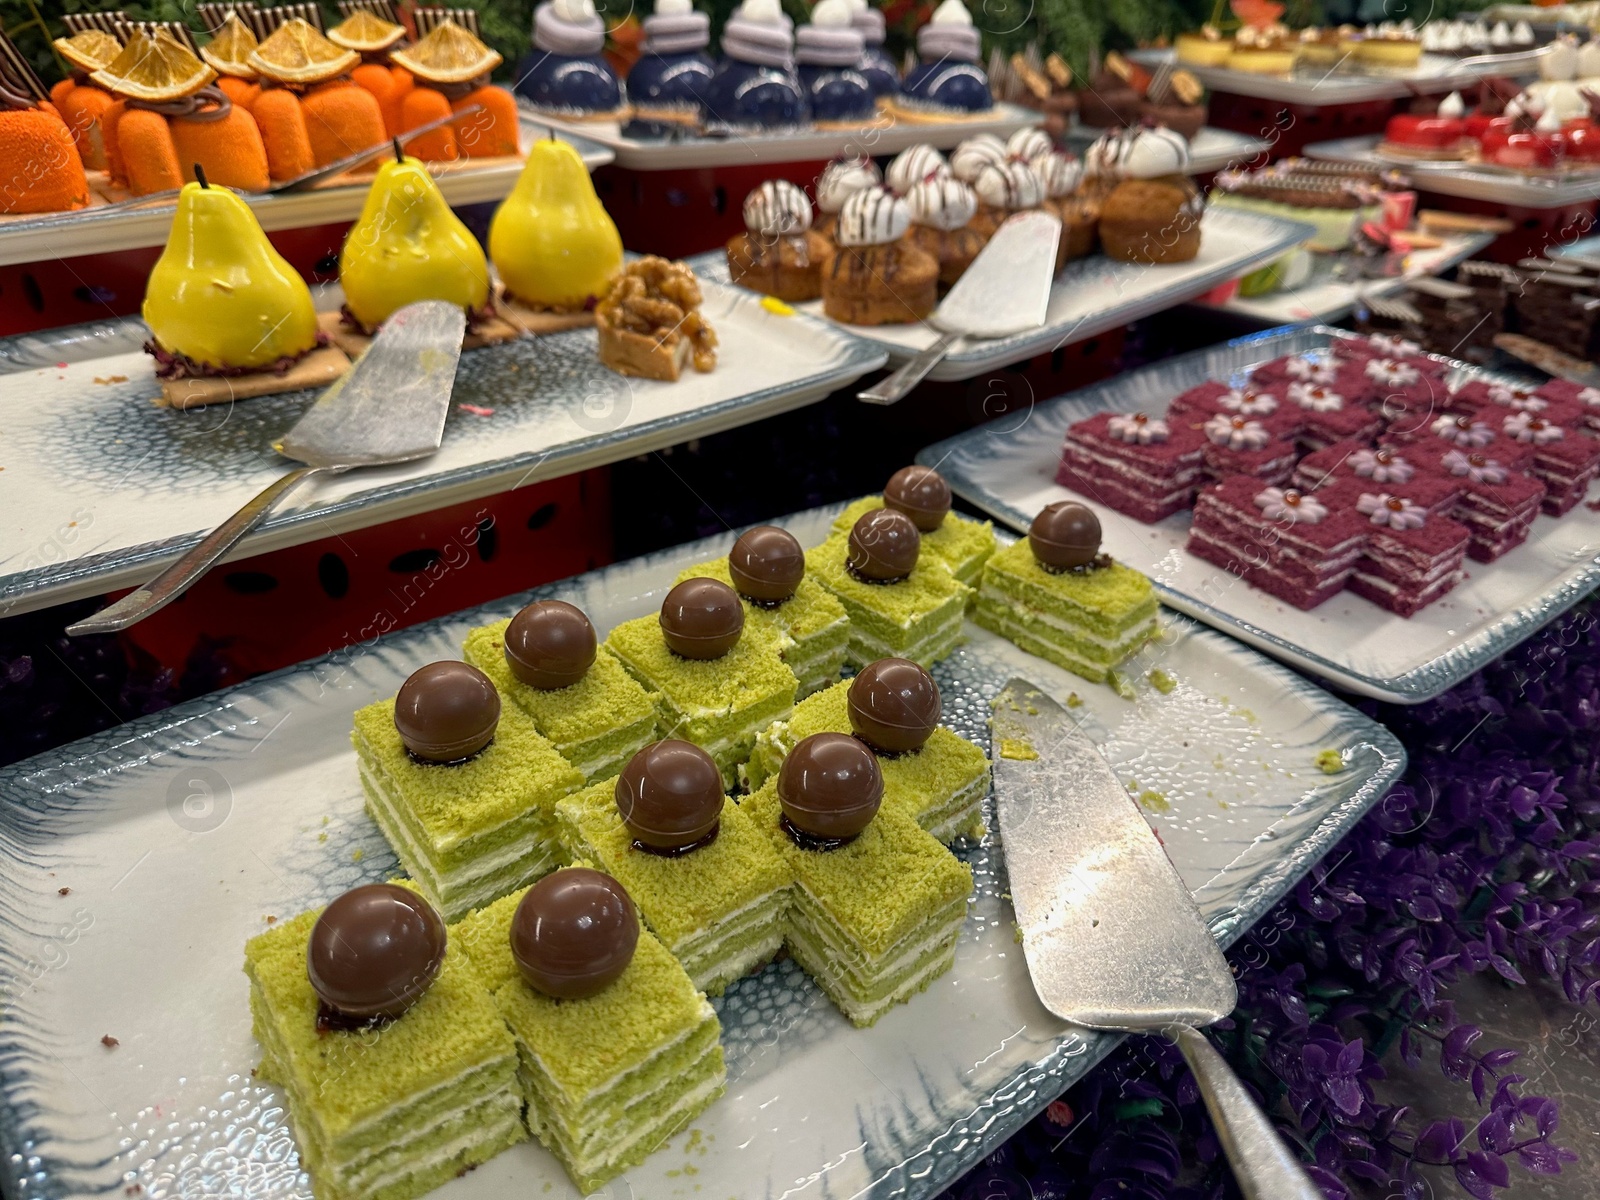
[{"left": 1381, "top": 92, "right": 1469, "bottom": 159}]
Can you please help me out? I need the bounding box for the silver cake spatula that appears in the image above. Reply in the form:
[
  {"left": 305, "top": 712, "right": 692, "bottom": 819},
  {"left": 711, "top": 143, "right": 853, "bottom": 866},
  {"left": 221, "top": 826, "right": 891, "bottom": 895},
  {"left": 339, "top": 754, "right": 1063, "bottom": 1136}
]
[
  {"left": 990, "top": 679, "right": 1323, "bottom": 1200},
  {"left": 857, "top": 209, "right": 1060, "bottom": 405},
  {"left": 67, "top": 300, "right": 467, "bottom": 636}
]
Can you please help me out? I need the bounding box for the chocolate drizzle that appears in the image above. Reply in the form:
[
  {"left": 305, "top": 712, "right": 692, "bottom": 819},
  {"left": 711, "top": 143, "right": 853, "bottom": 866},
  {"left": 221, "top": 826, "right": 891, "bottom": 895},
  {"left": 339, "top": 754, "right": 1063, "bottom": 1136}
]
[
  {"left": 780, "top": 814, "right": 857, "bottom": 851},
  {"left": 630, "top": 823, "right": 720, "bottom": 856},
  {"left": 129, "top": 85, "right": 233, "bottom": 121}
]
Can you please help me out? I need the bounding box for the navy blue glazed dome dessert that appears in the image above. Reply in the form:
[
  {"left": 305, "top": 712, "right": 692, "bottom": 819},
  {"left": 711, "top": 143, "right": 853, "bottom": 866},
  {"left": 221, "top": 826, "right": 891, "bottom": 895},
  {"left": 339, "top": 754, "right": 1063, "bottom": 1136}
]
[
  {"left": 702, "top": 0, "right": 809, "bottom": 130},
  {"left": 516, "top": 0, "right": 625, "bottom": 116},
  {"left": 897, "top": 0, "right": 993, "bottom": 116},
  {"left": 626, "top": 0, "right": 715, "bottom": 126},
  {"left": 795, "top": 0, "right": 876, "bottom": 126},
  {"left": 844, "top": 0, "right": 900, "bottom": 98}
]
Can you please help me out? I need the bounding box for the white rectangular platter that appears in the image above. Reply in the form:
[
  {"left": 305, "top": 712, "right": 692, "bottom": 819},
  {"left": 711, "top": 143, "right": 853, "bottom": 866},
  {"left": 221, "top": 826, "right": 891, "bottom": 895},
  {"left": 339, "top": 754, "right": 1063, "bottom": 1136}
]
[
  {"left": 520, "top": 102, "right": 1042, "bottom": 170},
  {"left": 0, "top": 504, "right": 1403, "bottom": 1200},
  {"left": 0, "top": 120, "right": 611, "bottom": 267},
  {"left": 1129, "top": 46, "right": 1540, "bottom": 105},
  {"left": 694, "top": 207, "right": 1315, "bottom": 380},
  {"left": 921, "top": 324, "right": 1600, "bottom": 703},
  {"left": 0, "top": 280, "right": 884, "bottom": 618},
  {"left": 1305, "top": 134, "right": 1600, "bottom": 207},
  {"left": 1217, "top": 232, "right": 1494, "bottom": 325}
]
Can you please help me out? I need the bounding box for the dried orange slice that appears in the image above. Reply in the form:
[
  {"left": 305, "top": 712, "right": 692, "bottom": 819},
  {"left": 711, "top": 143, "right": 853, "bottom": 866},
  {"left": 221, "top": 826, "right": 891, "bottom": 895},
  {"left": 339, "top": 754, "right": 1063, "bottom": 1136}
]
[
  {"left": 199, "top": 13, "right": 259, "bottom": 79},
  {"left": 328, "top": 10, "right": 406, "bottom": 53},
  {"left": 54, "top": 28, "right": 123, "bottom": 74},
  {"left": 390, "top": 20, "right": 502, "bottom": 85},
  {"left": 91, "top": 29, "right": 217, "bottom": 102},
  {"left": 246, "top": 17, "right": 360, "bottom": 85}
]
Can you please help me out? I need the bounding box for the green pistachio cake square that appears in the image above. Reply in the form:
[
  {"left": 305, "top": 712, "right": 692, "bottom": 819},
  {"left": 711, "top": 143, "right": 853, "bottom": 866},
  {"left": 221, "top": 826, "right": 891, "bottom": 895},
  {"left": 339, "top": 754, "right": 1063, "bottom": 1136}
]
[
  {"left": 604, "top": 616, "right": 798, "bottom": 788},
  {"left": 973, "top": 539, "right": 1159, "bottom": 684},
  {"left": 674, "top": 556, "right": 850, "bottom": 697},
  {"left": 805, "top": 532, "right": 972, "bottom": 669},
  {"left": 744, "top": 778, "right": 973, "bottom": 1027},
  {"left": 743, "top": 680, "right": 989, "bottom": 842},
  {"left": 353, "top": 697, "right": 585, "bottom": 922},
  {"left": 552, "top": 778, "right": 792, "bottom": 993},
  {"left": 462, "top": 619, "right": 660, "bottom": 783},
  {"left": 452, "top": 887, "right": 726, "bottom": 1193},
  {"left": 833, "top": 496, "right": 997, "bottom": 588},
  {"left": 245, "top": 905, "right": 524, "bottom": 1200}
]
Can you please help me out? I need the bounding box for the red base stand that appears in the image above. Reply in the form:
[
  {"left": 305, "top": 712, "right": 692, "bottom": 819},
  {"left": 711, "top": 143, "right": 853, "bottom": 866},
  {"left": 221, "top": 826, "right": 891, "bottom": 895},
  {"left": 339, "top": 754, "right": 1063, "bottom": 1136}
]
[
  {"left": 1417, "top": 192, "right": 1598, "bottom": 262},
  {"left": 1206, "top": 91, "right": 1400, "bottom": 159},
  {"left": 592, "top": 160, "right": 832, "bottom": 258},
  {"left": 0, "top": 222, "right": 354, "bottom": 338},
  {"left": 112, "top": 469, "right": 612, "bottom": 691}
]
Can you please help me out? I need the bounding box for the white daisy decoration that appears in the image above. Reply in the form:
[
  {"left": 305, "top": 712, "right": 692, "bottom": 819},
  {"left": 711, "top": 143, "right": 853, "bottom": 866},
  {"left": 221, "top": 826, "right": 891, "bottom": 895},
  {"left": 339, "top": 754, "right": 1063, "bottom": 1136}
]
[
  {"left": 1504, "top": 412, "right": 1565, "bottom": 445},
  {"left": 1204, "top": 414, "right": 1271, "bottom": 451},
  {"left": 1349, "top": 448, "right": 1414, "bottom": 484},
  {"left": 1220, "top": 388, "right": 1278, "bottom": 416},
  {"left": 1288, "top": 382, "right": 1345, "bottom": 412},
  {"left": 1357, "top": 492, "right": 1426, "bottom": 530},
  {"left": 1107, "top": 412, "right": 1170, "bottom": 445},
  {"left": 1442, "top": 450, "right": 1508, "bottom": 484},
  {"left": 1432, "top": 414, "right": 1494, "bottom": 448},
  {"left": 1254, "top": 486, "right": 1327, "bottom": 524}
]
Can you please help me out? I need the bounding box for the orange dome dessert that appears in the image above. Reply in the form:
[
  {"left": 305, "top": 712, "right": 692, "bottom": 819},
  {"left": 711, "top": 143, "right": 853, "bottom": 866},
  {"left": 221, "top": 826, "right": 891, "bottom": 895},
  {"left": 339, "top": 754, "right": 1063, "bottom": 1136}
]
[
  {"left": 247, "top": 18, "right": 388, "bottom": 181},
  {"left": 90, "top": 28, "right": 269, "bottom": 196},
  {"left": 49, "top": 29, "right": 120, "bottom": 170},
  {"left": 390, "top": 21, "right": 519, "bottom": 160},
  {"left": 0, "top": 40, "right": 89, "bottom": 213},
  {"left": 329, "top": 9, "right": 413, "bottom": 136},
  {"left": 199, "top": 14, "right": 263, "bottom": 108}
]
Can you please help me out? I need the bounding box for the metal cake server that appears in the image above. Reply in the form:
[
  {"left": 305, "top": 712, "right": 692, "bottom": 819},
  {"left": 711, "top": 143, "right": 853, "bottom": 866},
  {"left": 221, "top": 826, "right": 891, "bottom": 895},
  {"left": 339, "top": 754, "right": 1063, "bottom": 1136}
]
[
  {"left": 67, "top": 300, "right": 467, "bottom": 637},
  {"left": 857, "top": 209, "right": 1061, "bottom": 405},
  {"left": 990, "top": 679, "right": 1322, "bottom": 1200}
]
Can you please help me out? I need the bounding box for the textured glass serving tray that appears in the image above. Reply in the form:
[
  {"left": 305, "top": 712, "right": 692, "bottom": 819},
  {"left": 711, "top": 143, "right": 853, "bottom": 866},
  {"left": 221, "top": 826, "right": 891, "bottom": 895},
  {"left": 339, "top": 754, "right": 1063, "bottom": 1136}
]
[
  {"left": 921, "top": 325, "right": 1600, "bottom": 703},
  {"left": 0, "top": 506, "right": 1403, "bottom": 1200},
  {"left": 0, "top": 278, "right": 884, "bottom": 617},
  {"left": 693, "top": 207, "right": 1316, "bottom": 380}
]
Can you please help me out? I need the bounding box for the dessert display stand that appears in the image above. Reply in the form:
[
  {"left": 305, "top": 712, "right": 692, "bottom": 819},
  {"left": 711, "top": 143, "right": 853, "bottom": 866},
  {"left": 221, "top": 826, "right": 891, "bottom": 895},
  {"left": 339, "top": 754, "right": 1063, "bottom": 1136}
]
[
  {"left": 1305, "top": 134, "right": 1600, "bottom": 260},
  {"left": 0, "top": 123, "right": 613, "bottom": 338},
  {"left": 1130, "top": 48, "right": 1543, "bottom": 158},
  {"left": 524, "top": 103, "right": 1044, "bottom": 257}
]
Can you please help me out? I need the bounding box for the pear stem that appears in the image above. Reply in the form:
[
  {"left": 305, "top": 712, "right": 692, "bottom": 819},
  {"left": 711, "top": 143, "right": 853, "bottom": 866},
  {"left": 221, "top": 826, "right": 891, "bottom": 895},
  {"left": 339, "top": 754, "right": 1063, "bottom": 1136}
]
[
  {"left": 392, "top": 137, "right": 404, "bottom": 162},
  {"left": 194, "top": 162, "right": 209, "bottom": 188}
]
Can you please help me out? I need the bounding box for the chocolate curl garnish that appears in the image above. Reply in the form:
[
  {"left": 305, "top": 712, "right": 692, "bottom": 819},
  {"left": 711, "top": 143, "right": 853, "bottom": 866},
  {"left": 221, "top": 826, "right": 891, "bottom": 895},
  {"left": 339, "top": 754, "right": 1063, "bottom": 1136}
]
[
  {"left": 130, "top": 85, "right": 233, "bottom": 122},
  {"left": 0, "top": 78, "right": 37, "bottom": 110}
]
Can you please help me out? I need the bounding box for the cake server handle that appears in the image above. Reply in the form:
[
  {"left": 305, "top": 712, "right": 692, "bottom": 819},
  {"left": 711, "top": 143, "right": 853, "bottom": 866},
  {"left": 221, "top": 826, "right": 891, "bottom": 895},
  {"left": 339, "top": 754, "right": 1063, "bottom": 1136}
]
[
  {"left": 66, "top": 466, "right": 331, "bottom": 637},
  {"left": 857, "top": 332, "right": 958, "bottom": 405}
]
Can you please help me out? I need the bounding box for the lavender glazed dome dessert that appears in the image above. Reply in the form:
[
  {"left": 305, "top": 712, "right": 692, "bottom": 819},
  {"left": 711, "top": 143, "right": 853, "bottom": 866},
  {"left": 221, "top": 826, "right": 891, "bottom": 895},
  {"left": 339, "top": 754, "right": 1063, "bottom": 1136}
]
[
  {"left": 625, "top": 0, "right": 715, "bottom": 125},
  {"left": 897, "top": 0, "right": 993, "bottom": 116},
  {"left": 795, "top": 0, "right": 877, "bottom": 125},
  {"left": 515, "top": 0, "right": 625, "bottom": 116},
  {"left": 702, "top": 0, "right": 808, "bottom": 130},
  {"left": 844, "top": 0, "right": 900, "bottom": 98}
]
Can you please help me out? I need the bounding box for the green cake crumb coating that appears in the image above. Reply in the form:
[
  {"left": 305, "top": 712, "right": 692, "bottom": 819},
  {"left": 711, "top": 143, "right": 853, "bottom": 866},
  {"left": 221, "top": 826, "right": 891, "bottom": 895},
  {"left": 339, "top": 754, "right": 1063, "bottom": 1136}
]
[
  {"left": 463, "top": 619, "right": 660, "bottom": 783},
  {"left": 553, "top": 779, "right": 793, "bottom": 994},
  {"left": 245, "top": 902, "right": 524, "bottom": 1200},
  {"left": 743, "top": 680, "right": 989, "bottom": 843},
  {"left": 675, "top": 556, "right": 850, "bottom": 697},
  {"left": 744, "top": 779, "right": 972, "bottom": 1026},
  {"left": 974, "top": 539, "right": 1158, "bottom": 684},
  {"left": 604, "top": 615, "right": 798, "bottom": 788},
  {"left": 353, "top": 698, "right": 585, "bottom": 922},
  {"left": 1316, "top": 749, "right": 1345, "bottom": 774},
  {"left": 833, "top": 497, "right": 997, "bottom": 588},
  {"left": 453, "top": 887, "right": 725, "bottom": 1193},
  {"left": 805, "top": 532, "right": 971, "bottom": 669}
]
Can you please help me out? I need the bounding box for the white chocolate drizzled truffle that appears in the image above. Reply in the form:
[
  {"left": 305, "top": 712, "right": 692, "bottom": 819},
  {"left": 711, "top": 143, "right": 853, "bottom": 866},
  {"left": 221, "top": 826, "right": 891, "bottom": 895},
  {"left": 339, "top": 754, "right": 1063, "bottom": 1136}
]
[
  {"left": 974, "top": 160, "right": 1044, "bottom": 209},
  {"left": 886, "top": 143, "right": 951, "bottom": 193},
  {"left": 743, "top": 179, "right": 814, "bottom": 236},
  {"left": 836, "top": 186, "right": 910, "bottom": 246},
  {"left": 906, "top": 177, "right": 977, "bottom": 230},
  {"left": 816, "top": 157, "right": 881, "bottom": 213},
  {"left": 950, "top": 134, "right": 1008, "bottom": 182},
  {"left": 1029, "top": 150, "right": 1082, "bottom": 198},
  {"left": 1006, "top": 126, "right": 1054, "bottom": 163}
]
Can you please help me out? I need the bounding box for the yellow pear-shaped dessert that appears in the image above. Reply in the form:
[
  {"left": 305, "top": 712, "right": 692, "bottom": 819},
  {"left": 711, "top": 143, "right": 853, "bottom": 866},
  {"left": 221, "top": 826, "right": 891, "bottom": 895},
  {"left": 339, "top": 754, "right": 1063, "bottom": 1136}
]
[
  {"left": 143, "top": 179, "right": 319, "bottom": 372},
  {"left": 489, "top": 137, "right": 622, "bottom": 311},
  {"left": 340, "top": 154, "right": 491, "bottom": 332}
]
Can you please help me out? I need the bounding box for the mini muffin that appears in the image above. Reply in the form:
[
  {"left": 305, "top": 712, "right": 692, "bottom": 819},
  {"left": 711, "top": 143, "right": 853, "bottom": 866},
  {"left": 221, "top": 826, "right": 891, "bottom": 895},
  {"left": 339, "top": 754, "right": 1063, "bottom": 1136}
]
[
  {"left": 822, "top": 186, "right": 938, "bottom": 325},
  {"left": 726, "top": 179, "right": 831, "bottom": 302},
  {"left": 1097, "top": 125, "right": 1203, "bottom": 264},
  {"left": 1077, "top": 67, "right": 1141, "bottom": 128},
  {"left": 1030, "top": 150, "right": 1090, "bottom": 268},
  {"left": 885, "top": 142, "right": 951, "bottom": 195},
  {"left": 905, "top": 176, "right": 985, "bottom": 286},
  {"left": 971, "top": 159, "right": 1045, "bottom": 240},
  {"left": 814, "top": 155, "right": 881, "bottom": 244}
]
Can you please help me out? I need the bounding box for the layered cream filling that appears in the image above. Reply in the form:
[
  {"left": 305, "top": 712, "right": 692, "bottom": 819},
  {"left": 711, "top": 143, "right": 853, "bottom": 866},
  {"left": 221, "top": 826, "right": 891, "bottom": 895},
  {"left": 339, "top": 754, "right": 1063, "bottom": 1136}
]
[
  {"left": 976, "top": 587, "right": 1155, "bottom": 650},
  {"left": 791, "top": 885, "right": 968, "bottom": 988},
  {"left": 523, "top": 997, "right": 718, "bottom": 1117},
  {"left": 974, "top": 611, "right": 1118, "bottom": 676},
  {"left": 846, "top": 608, "right": 965, "bottom": 663},
  {"left": 789, "top": 931, "right": 959, "bottom": 1025}
]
